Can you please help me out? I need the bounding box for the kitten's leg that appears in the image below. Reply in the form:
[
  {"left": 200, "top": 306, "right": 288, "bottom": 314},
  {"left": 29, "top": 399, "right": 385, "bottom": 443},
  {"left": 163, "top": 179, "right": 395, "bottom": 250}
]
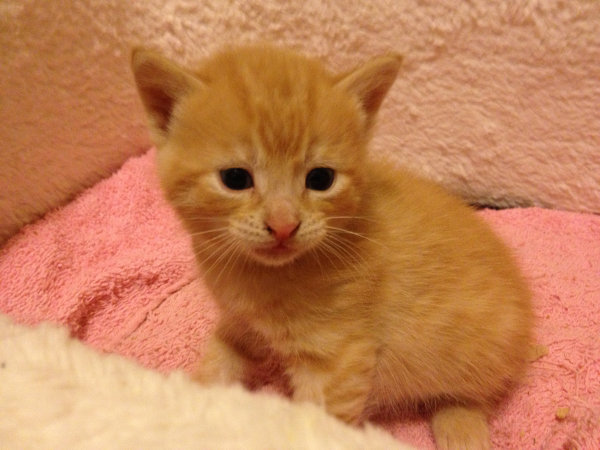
[
  {"left": 192, "top": 332, "right": 245, "bottom": 384},
  {"left": 431, "top": 405, "right": 491, "bottom": 450},
  {"left": 192, "top": 319, "right": 268, "bottom": 385},
  {"left": 289, "top": 344, "right": 377, "bottom": 424}
]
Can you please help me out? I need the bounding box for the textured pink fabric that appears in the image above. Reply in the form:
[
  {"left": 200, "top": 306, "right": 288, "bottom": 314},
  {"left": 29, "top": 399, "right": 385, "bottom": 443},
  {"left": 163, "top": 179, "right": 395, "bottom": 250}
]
[
  {"left": 2, "top": 1, "right": 600, "bottom": 245},
  {"left": 0, "top": 150, "right": 598, "bottom": 448}
]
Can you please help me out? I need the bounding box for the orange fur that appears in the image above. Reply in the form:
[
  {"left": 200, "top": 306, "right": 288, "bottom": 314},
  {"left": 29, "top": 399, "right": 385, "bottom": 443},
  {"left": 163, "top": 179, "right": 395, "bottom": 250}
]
[{"left": 132, "top": 44, "right": 532, "bottom": 449}]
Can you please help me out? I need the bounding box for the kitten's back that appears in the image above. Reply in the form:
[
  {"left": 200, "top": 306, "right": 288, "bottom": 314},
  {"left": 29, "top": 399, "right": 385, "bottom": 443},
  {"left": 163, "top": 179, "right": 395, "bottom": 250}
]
[{"left": 363, "top": 161, "right": 532, "bottom": 407}]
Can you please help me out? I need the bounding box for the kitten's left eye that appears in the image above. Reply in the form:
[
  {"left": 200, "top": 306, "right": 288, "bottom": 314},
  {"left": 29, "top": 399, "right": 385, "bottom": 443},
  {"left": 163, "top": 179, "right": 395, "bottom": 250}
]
[
  {"left": 220, "top": 168, "right": 254, "bottom": 190},
  {"left": 306, "top": 168, "right": 335, "bottom": 191}
]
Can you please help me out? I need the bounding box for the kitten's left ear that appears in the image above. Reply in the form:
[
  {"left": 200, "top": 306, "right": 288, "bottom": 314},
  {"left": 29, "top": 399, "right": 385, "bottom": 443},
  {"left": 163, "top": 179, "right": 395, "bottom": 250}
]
[
  {"left": 131, "top": 48, "right": 203, "bottom": 146},
  {"left": 335, "top": 54, "right": 402, "bottom": 129}
]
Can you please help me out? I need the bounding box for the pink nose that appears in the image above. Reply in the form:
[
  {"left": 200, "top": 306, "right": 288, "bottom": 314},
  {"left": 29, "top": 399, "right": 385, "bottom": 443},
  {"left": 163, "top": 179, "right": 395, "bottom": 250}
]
[{"left": 265, "top": 220, "right": 300, "bottom": 241}]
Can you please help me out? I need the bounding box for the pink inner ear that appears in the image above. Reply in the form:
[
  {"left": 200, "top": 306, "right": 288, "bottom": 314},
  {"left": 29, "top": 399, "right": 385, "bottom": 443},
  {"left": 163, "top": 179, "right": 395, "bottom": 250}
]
[
  {"left": 334, "top": 55, "right": 401, "bottom": 128},
  {"left": 264, "top": 198, "right": 301, "bottom": 241}
]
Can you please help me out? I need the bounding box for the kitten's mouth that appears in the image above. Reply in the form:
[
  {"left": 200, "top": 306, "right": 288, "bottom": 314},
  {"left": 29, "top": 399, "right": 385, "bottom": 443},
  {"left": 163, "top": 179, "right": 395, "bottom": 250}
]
[
  {"left": 255, "top": 242, "right": 293, "bottom": 256},
  {"left": 252, "top": 242, "right": 299, "bottom": 265}
]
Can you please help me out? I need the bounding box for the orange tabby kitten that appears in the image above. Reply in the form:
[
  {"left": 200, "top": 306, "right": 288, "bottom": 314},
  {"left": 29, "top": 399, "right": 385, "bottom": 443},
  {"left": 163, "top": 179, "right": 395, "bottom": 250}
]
[{"left": 132, "top": 44, "right": 532, "bottom": 449}]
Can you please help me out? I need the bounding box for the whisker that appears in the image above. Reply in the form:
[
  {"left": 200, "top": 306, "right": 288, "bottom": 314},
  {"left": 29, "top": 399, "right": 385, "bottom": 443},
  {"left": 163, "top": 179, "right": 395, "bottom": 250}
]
[
  {"left": 202, "top": 239, "right": 239, "bottom": 278},
  {"left": 326, "top": 225, "right": 383, "bottom": 247},
  {"left": 314, "top": 237, "right": 343, "bottom": 266},
  {"left": 214, "top": 241, "right": 242, "bottom": 285},
  {"left": 318, "top": 239, "right": 363, "bottom": 282},
  {"left": 326, "top": 233, "right": 366, "bottom": 262},
  {"left": 307, "top": 246, "right": 332, "bottom": 281},
  {"left": 324, "top": 233, "right": 374, "bottom": 281},
  {"left": 195, "top": 232, "right": 230, "bottom": 249},
  {"left": 187, "top": 227, "right": 230, "bottom": 238},
  {"left": 227, "top": 243, "right": 246, "bottom": 276},
  {"left": 314, "top": 240, "right": 343, "bottom": 271},
  {"left": 324, "top": 235, "right": 364, "bottom": 269},
  {"left": 327, "top": 216, "right": 378, "bottom": 223},
  {"left": 193, "top": 234, "right": 232, "bottom": 266},
  {"left": 177, "top": 214, "right": 226, "bottom": 223}
]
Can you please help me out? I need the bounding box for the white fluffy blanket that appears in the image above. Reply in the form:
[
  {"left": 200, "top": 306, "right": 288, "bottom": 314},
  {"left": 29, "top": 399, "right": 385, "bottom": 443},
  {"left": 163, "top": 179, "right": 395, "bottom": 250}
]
[{"left": 0, "top": 315, "right": 411, "bottom": 449}]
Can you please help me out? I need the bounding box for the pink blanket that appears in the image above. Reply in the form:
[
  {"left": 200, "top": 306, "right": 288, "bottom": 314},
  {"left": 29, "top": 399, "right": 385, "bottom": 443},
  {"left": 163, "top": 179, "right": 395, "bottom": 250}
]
[{"left": 1, "top": 150, "right": 598, "bottom": 449}]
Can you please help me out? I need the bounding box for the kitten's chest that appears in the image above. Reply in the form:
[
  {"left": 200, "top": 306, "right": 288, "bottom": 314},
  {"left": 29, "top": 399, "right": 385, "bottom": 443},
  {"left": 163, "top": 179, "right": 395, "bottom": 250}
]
[
  {"left": 247, "top": 299, "right": 310, "bottom": 354},
  {"left": 218, "top": 280, "right": 328, "bottom": 356},
  {"left": 251, "top": 315, "right": 296, "bottom": 351}
]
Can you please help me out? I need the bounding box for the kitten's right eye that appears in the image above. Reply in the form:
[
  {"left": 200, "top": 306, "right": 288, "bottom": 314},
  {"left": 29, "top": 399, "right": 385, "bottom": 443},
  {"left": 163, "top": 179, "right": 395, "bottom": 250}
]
[
  {"left": 306, "top": 168, "right": 335, "bottom": 191},
  {"left": 220, "top": 168, "right": 254, "bottom": 190}
]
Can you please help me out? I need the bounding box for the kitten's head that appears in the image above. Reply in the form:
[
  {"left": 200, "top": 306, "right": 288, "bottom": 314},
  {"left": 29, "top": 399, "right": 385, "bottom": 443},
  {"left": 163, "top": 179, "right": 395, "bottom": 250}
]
[{"left": 132, "top": 45, "right": 400, "bottom": 267}]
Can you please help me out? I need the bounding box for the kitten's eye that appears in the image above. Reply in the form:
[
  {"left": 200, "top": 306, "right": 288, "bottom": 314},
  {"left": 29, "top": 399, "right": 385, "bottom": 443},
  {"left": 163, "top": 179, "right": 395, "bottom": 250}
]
[
  {"left": 220, "top": 168, "right": 254, "bottom": 190},
  {"left": 306, "top": 168, "right": 335, "bottom": 191}
]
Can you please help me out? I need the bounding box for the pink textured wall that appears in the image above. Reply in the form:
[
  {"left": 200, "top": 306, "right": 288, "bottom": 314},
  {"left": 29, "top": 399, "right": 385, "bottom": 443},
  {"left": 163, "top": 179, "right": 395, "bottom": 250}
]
[{"left": 1, "top": 0, "right": 599, "bottom": 244}]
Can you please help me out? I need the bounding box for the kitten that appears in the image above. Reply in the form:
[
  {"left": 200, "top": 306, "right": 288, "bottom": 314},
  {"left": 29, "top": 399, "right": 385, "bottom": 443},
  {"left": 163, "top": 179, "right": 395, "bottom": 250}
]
[{"left": 132, "top": 44, "right": 532, "bottom": 449}]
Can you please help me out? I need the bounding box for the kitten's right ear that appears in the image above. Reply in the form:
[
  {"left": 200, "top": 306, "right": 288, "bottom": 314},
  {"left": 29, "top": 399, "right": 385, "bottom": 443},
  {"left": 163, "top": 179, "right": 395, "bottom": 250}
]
[
  {"left": 131, "top": 48, "right": 203, "bottom": 145},
  {"left": 335, "top": 54, "right": 402, "bottom": 130}
]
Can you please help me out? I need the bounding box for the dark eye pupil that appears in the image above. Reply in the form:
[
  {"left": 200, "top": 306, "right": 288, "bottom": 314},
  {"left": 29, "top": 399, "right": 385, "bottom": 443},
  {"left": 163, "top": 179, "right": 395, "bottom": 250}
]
[
  {"left": 220, "top": 168, "right": 253, "bottom": 190},
  {"left": 306, "top": 168, "right": 335, "bottom": 191}
]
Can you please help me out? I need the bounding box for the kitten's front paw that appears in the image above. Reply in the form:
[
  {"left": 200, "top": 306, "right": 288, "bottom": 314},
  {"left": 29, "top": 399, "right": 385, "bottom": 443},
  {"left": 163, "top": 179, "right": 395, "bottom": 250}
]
[
  {"left": 191, "top": 359, "right": 239, "bottom": 385},
  {"left": 432, "top": 405, "right": 491, "bottom": 450},
  {"left": 293, "top": 384, "right": 364, "bottom": 425},
  {"left": 292, "top": 379, "right": 326, "bottom": 406},
  {"left": 290, "top": 364, "right": 369, "bottom": 426},
  {"left": 191, "top": 336, "right": 246, "bottom": 385}
]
